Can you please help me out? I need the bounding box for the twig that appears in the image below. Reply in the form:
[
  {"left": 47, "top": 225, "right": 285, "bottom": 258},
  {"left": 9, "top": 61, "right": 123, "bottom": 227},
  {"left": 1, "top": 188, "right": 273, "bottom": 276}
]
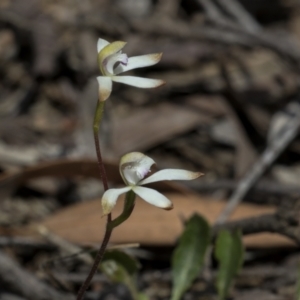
[
  {"left": 38, "top": 226, "right": 93, "bottom": 265},
  {"left": 197, "top": 0, "right": 227, "bottom": 24},
  {"left": 0, "top": 250, "right": 74, "bottom": 300},
  {"left": 213, "top": 214, "right": 278, "bottom": 237},
  {"left": 0, "top": 236, "right": 55, "bottom": 250},
  {"left": 193, "top": 0, "right": 300, "bottom": 64},
  {"left": 214, "top": 0, "right": 261, "bottom": 33},
  {"left": 46, "top": 272, "right": 106, "bottom": 284},
  {"left": 186, "top": 178, "right": 300, "bottom": 197},
  {"left": 216, "top": 100, "right": 300, "bottom": 224},
  {"left": 213, "top": 198, "right": 300, "bottom": 245}
]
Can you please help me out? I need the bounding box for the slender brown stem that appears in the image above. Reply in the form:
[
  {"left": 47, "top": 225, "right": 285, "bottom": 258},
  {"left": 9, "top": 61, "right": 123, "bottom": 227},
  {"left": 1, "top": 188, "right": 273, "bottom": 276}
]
[
  {"left": 76, "top": 100, "right": 111, "bottom": 300},
  {"left": 76, "top": 222, "right": 112, "bottom": 300}
]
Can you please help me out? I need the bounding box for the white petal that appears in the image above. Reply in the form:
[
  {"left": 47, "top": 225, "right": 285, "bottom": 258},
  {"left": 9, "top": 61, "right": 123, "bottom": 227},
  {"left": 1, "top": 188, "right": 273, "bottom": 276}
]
[
  {"left": 96, "top": 76, "right": 113, "bottom": 101},
  {"left": 97, "top": 38, "right": 110, "bottom": 53},
  {"left": 112, "top": 76, "right": 165, "bottom": 88},
  {"left": 120, "top": 152, "right": 155, "bottom": 185},
  {"left": 140, "top": 169, "right": 203, "bottom": 185},
  {"left": 101, "top": 187, "right": 131, "bottom": 215},
  {"left": 114, "top": 53, "right": 163, "bottom": 75},
  {"left": 132, "top": 186, "right": 173, "bottom": 210}
]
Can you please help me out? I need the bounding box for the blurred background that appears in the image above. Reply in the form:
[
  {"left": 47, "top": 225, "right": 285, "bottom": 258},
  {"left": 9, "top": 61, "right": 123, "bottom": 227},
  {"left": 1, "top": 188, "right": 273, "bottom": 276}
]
[
  {"left": 1, "top": 0, "right": 300, "bottom": 299},
  {"left": 0, "top": 0, "right": 299, "bottom": 179}
]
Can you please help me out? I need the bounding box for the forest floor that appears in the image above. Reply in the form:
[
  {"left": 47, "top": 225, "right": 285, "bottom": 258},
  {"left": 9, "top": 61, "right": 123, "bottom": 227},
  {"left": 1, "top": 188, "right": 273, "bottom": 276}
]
[{"left": 0, "top": 0, "right": 300, "bottom": 299}]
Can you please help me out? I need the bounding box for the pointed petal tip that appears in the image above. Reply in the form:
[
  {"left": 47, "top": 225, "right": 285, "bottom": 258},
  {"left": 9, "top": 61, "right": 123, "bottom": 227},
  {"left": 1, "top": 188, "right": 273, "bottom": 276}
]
[
  {"left": 101, "top": 205, "right": 113, "bottom": 216},
  {"left": 148, "top": 52, "right": 163, "bottom": 62},
  {"left": 108, "top": 41, "right": 127, "bottom": 51},
  {"left": 101, "top": 187, "right": 131, "bottom": 215},
  {"left": 151, "top": 79, "right": 166, "bottom": 88},
  {"left": 157, "top": 52, "right": 163, "bottom": 59},
  {"left": 115, "top": 41, "right": 127, "bottom": 45},
  {"left": 96, "top": 76, "right": 112, "bottom": 101},
  {"left": 193, "top": 172, "right": 204, "bottom": 179},
  {"left": 148, "top": 79, "right": 166, "bottom": 88},
  {"left": 159, "top": 80, "right": 166, "bottom": 87},
  {"left": 164, "top": 203, "right": 174, "bottom": 210},
  {"left": 97, "top": 38, "right": 110, "bottom": 53}
]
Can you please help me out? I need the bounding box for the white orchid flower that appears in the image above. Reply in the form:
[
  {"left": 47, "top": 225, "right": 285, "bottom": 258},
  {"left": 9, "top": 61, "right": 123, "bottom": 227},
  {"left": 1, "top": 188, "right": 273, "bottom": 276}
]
[
  {"left": 96, "top": 38, "right": 165, "bottom": 101},
  {"left": 101, "top": 152, "right": 203, "bottom": 215}
]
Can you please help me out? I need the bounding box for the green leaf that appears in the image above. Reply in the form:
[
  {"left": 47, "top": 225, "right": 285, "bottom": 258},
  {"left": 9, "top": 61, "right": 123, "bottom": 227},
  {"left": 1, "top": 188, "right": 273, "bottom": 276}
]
[
  {"left": 101, "top": 260, "right": 149, "bottom": 300},
  {"left": 215, "top": 230, "right": 244, "bottom": 300},
  {"left": 101, "top": 260, "right": 128, "bottom": 283},
  {"left": 100, "top": 249, "right": 145, "bottom": 300},
  {"left": 137, "top": 292, "right": 150, "bottom": 300},
  {"left": 103, "top": 249, "right": 140, "bottom": 275},
  {"left": 171, "top": 214, "right": 211, "bottom": 300}
]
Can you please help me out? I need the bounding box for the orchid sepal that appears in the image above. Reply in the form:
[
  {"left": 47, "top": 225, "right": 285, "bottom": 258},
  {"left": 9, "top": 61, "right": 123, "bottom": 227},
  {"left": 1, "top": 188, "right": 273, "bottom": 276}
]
[
  {"left": 132, "top": 186, "right": 173, "bottom": 210},
  {"left": 112, "top": 76, "right": 165, "bottom": 88},
  {"left": 96, "top": 76, "right": 112, "bottom": 102},
  {"left": 114, "top": 53, "right": 163, "bottom": 74},
  {"left": 139, "top": 169, "right": 203, "bottom": 185},
  {"left": 101, "top": 186, "right": 131, "bottom": 216},
  {"left": 97, "top": 38, "right": 110, "bottom": 54}
]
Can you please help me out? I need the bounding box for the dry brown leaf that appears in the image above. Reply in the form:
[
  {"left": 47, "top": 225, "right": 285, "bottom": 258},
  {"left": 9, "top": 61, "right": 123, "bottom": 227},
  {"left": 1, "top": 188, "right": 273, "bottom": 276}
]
[
  {"left": 40, "top": 193, "right": 293, "bottom": 248},
  {"left": 111, "top": 101, "right": 215, "bottom": 157},
  {"left": 0, "top": 158, "right": 294, "bottom": 248}
]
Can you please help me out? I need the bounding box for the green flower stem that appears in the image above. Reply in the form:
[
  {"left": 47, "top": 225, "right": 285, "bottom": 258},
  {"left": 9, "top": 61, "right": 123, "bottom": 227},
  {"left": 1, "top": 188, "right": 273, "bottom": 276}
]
[
  {"left": 109, "top": 190, "right": 136, "bottom": 230},
  {"left": 77, "top": 100, "right": 112, "bottom": 300},
  {"left": 93, "top": 100, "right": 109, "bottom": 191}
]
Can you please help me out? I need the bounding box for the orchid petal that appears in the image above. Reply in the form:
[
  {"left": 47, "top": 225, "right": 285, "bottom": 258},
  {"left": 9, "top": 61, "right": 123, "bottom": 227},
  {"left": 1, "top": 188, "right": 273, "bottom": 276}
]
[
  {"left": 101, "top": 187, "right": 131, "bottom": 215},
  {"left": 120, "top": 152, "right": 155, "bottom": 185},
  {"left": 114, "top": 53, "right": 163, "bottom": 75},
  {"left": 132, "top": 186, "right": 173, "bottom": 210},
  {"left": 112, "top": 76, "right": 165, "bottom": 88},
  {"left": 140, "top": 169, "right": 203, "bottom": 185},
  {"left": 96, "top": 76, "right": 113, "bottom": 101},
  {"left": 98, "top": 41, "right": 127, "bottom": 75},
  {"left": 97, "top": 38, "right": 110, "bottom": 53}
]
